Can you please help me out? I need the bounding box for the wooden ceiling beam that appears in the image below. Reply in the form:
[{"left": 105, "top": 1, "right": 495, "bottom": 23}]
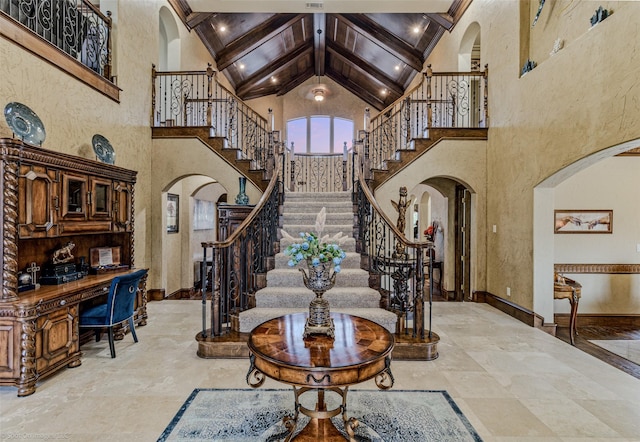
[
  {"left": 216, "top": 13, "right": 304, "bottom": 71},
  {"left": 276, "top": 66, "right": 316, "bottom": 97},
  {"left": 423, "top": 13, "right": 454, "bottom": 31},
  {"left": 313, "top": 13, "right": 326, "bottom": 76},
  {"left": 339, "top": 14, "right": 423, "bottom": 72},
  {"left": 326, "top": 40, "right": 403, "bottom": 97},
  {"left": 236, "top": 45, "right": 313, "bottom": 97},
  {"left": 186, "top": 12, "right": 215, "bottom": 29},
  {"left": 326, "top": 68, "right": 388, "bottom": 111}
]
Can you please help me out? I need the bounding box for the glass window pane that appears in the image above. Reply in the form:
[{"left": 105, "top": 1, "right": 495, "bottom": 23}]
[
  {"left": 310, "top": 116, "right": 330, "bottom": 153},
  {"left": 334, "top": 118, "right": 354, "bottom": 153},
  {"left": 287, "top": 118, "right": 307, "bottom": 152}
]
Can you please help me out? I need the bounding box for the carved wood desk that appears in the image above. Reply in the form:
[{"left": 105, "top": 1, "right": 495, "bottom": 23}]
[
  {"left": 0, "top": 270, "right": 147, "bottom": 397},
  {"left": 246, "top": 313, "right": 394, "bottom": 441}
]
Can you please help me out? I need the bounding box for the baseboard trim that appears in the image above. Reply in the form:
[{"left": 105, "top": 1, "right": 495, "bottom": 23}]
[
  {"left": 473, "top": 291, "right": 544, "bottom": 328},
  {"left": 147, "top": 288, "right": 165, "bottom": 301},
  {"left": 554, "top": 313, "right": 640, "bottom": 328}
]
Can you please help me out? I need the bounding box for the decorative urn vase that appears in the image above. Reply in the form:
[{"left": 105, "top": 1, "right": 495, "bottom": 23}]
[
  {"left": 235, "top": 176, "right": 249, "bottom": 205},
  {"left": 300, "top": 260, "right": 336, "bottom": 338}
]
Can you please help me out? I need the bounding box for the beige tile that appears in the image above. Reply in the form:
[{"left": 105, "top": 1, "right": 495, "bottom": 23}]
[{"left": 1, "top": 300, "right": 639, "bottom": 442}]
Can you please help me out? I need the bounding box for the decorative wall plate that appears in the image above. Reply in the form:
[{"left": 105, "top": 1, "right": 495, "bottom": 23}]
[
  {"left": 4, "top": 102, "right": 46, "bottom": 145},
  {"left": 92, "top": 134, "right": 115, "bottom": 164}
]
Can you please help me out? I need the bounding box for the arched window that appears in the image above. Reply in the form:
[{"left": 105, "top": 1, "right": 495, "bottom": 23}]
[{"left": 286, "top": 116, "right": 354, "bottom": 153}]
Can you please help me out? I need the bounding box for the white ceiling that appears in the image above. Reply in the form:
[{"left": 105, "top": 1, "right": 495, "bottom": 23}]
[{"left": 187, "top": 0, "right": 454, "bottom": 13}]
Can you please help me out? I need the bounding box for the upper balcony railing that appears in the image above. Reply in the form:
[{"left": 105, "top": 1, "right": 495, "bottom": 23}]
[
  {"left": 151, "top": 64, "right": 271, "bottom": 172},
  {"left": 368, "top": 64, "right": 488, "bottom": 171},
  {"left": 1, "top": 0, "right": 112, "bottom": 78}
]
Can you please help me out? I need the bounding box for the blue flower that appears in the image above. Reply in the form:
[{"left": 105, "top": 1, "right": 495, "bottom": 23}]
[
  {"left": 284, "top": 248, "right": 291, "bottom": 256},
  {"left": 295, "top": 252, "right": 304, "bottom": 261},
  {"left": 287, "top": 260, "right": 295, "bottom": 267},
  {"left": 299, "top": 232, "right": 306, "bottom": 238},
  {"left": 312, "top": 257, "right": 320, "bottom": 266},
  {"left": 334, "top": 265, "right": 341, "bottom": 273},
  {"left": 302, "top": 242, "right": 309, "bottom": 250},
  {"left": 340, "top": 251, "right": 346, "bottom": 259},
  {"left": 333, "top": 257, "right": 342, "bottom": 265}
]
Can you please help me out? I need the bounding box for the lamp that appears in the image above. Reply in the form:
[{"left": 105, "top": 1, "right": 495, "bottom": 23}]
[{"left": 313, "top": 89, "right": 325, "bottom": 102}]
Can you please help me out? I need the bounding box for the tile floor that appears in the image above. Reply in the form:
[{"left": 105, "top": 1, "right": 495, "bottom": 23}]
[
  {"left": 1, "top": 301, "right": 639, "bottom": 441},
  {"left": 589, "top": 340, "right": 640, "bottom": 366}
]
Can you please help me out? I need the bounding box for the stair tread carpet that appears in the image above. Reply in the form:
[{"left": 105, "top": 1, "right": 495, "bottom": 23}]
[{"left": 238, "top": 190, "right": 396, "bottom": 334}]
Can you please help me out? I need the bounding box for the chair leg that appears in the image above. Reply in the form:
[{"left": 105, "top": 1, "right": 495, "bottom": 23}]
[
  {"left": 129, "top": 317, "right": 138, "bottom": 343},
  {"left": 95, "top": 329, "right": 101, "bottom": 342},
  {"left": 108, "top": 328, "right": 116, "bottom": 358}
]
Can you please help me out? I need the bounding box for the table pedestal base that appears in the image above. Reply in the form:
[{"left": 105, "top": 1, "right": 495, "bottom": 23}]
[{"left": 285, "top": 386, "right": 358, "bottom": 442}]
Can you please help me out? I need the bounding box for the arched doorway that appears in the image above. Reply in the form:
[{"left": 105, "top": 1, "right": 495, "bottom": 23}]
[{"left": 411, "top": 177, "right": 477, "bottom": 302}]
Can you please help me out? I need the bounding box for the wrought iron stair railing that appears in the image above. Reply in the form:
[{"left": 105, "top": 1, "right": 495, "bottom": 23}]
[
  {"left": 198, "top": 147, "right": 283, "bottom": 338},
  {"left": 367, "top": 64, "right": 488, "bottom": 172},
  {"left": 151, "top": 64, "right": 273, "bottom": 173},
  {"left": 353, "top": 151, "right": 436, "bottom": 339}
]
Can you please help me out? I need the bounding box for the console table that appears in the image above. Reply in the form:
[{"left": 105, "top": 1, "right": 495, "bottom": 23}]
[{"left": 246, "top": 313, "right": 395, "bottom": 441}]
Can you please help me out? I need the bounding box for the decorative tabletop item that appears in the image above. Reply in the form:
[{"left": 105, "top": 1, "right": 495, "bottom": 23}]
[
  {"left": 235, "top": 176, "right": 249, "bottom": 205},
  {"left": 92, "top": 134, "right": 115, "bottom": 164},
  {"left": 4, "top": 102, "right": 46, "bottom": 145},
  {"left": 282, "top": 208, "right": 346, "bottom": 338}
]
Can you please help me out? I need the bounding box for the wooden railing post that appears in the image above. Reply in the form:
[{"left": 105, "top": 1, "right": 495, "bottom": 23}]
[
  {"left": 151, "top": 64, "right": 157, "bottom": 126},
  {"left": 206, "top": 64, "right": 215, "bottom": 129},
  {"left": 425, "top": 65, "right": 433, "bottom": 133}
]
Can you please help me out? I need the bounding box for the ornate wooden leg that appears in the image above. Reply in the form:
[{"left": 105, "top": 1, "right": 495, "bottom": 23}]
[{"left": 568, "top": 291, "right": 579, "bottom": 346}]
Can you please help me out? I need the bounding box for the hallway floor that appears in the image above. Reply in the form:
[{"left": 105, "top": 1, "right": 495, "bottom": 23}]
[{"left": 1, "top": 301, "right": 639, "bottom": 441}]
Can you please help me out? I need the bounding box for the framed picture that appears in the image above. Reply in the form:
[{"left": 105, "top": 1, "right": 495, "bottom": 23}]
[
  {"left": 193, "top": 199, "right": 215, "bottom": 230},
  {"left": 167, "top": 193, "right": 179, "bottom": 233},
  {"left": 554, "top": 209, "right": 612, "bottom": 234}
]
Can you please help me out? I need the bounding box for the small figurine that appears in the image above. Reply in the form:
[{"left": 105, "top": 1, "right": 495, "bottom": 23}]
[{"left": 52, "top": 241, "right": 76, "bottom": 264}]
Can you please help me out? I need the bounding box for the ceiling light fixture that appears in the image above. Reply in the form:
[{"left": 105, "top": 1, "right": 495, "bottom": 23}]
[{"left": 313, "top": 89, "right": 325, "bottom": 102}]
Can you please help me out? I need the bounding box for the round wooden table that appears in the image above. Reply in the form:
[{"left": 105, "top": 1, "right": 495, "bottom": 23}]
[{"left": 246, "top": 312, "right": 395, "bottom": 442}]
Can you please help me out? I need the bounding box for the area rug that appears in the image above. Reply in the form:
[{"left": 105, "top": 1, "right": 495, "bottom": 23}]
[
  {"left": 589, "top": 339, "right": 640, "bottom": 365},
  {"left": 158, "top": 388, "right": 483, "bottom": 442}
]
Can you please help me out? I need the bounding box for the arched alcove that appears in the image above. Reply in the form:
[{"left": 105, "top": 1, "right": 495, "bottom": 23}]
[
  {"left": 458, "top": 22, "right": 481, "bottom": 71},
  {"left": 533, "top": 138, "right": 640, "bottom": 324},
  {"left": 159, "top": 6, "right": 180, "bottom": 71}
]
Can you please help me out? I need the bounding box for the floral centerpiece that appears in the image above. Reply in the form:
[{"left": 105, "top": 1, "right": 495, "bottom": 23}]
[
  {"left": 280, "top": 207, "right": 347, "bottom": 338},
  {"left": 284, "top": 232, "right": 346, "bottom": 272}
]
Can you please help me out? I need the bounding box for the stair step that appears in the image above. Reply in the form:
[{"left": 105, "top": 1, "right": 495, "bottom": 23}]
[
  {"left": 281, "top": 212, "right": 354, "bottom": 224},
  {"left": 238, "top": 308, "right": 397, "bottom": 334},
  {"left": 284, "top": 192, "right": 351, "bottom": 202},
  {"left": 280, "top": 237, "right": 356, "bottom": 253},
  {"left": 282, "top": 203, "right": 352, "bottom": 214},
  {"left": 275, "top": 252, "right": 360, "bottom": 269},
  {"left": 266, "top": 268, "right": 370, "bottom": 287},
  {"left": 254, "top": 286, "right": 381, "bottom": 309},
  {"left": 282, "top": 224, "right": 352, "bottom": 236}
]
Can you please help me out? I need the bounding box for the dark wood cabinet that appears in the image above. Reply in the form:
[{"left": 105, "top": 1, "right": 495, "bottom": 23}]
[
  {"left": 217, "top": 204, "right": 255, "bottom": 241},
  {"left": 0, "top": 138, "right": 145, "bottom": 396}
]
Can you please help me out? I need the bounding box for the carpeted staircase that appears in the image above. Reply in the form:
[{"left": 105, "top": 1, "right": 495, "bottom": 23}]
[{"left": 237, "top": 191, "right": 398, "bottom": 333}]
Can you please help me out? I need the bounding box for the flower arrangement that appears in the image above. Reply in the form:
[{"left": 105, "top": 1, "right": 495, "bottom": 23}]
[
  {"left": 284, "top": 232, "right": 346, "bottom": 273},
  {"left": 424, "top": 225, "right": 434, "bottom": 241}
]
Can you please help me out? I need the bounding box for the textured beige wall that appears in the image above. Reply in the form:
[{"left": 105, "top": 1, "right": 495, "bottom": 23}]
[
  {"left": 0, "top": 0, "right": 160, "bottom": 274},
  {"left": 428, "top": 1, "right": 640, "bottom": 315}
]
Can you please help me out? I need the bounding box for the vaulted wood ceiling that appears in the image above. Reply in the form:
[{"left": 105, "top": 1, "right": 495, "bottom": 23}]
[{"left": 170, "top": 1, "right": 472, "bottom": 110}]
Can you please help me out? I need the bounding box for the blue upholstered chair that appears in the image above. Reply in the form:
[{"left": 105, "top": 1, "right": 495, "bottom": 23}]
[{"left": 80, "top": 269, "right": 148, "bottom": 358}]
